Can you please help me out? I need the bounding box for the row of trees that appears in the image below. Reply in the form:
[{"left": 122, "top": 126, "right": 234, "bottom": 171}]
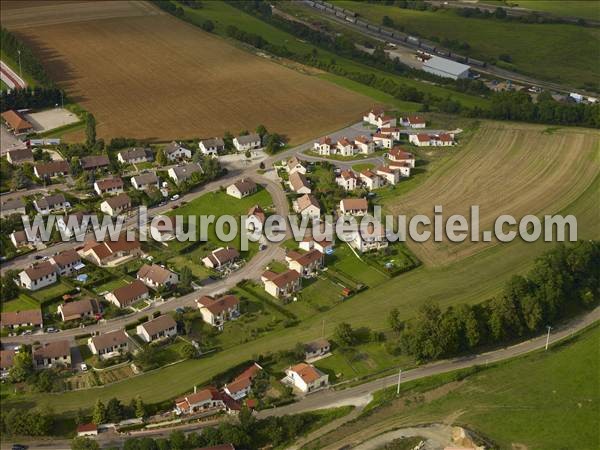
[
  {"left": 1, "top": 407, "right": 55, "bottom": 437},
  {"left": 0, "top": 87, "right": 66, "bottom": 112},
  {"left": 0, "top": 26, "right": 52, "bottom": 85},
  {"left": 91, "top": 396, "right": 147, "bottom": 424},
  {"left": 390, "top": 241, "right": 599, "bottom": 361}
]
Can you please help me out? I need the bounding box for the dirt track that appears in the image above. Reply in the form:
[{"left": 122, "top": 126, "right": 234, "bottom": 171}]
[{"left": 0, "top": 1, "right": 371, "bottom": 143}]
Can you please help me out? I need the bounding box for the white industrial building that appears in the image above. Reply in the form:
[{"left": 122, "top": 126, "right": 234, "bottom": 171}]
[{"left": 423, "top": 56, "right": 470, "bottom": 80}]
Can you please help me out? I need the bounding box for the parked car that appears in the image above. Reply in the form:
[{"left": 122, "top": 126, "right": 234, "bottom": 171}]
[
  {"left": 170, "top": 194, "right": 180, "bottom": 201},
  {"left": 80, "top": 363, "right": 88, "bottom": 372}
]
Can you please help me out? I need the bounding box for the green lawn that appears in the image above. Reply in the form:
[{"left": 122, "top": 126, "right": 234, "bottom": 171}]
[
  {"left": 319, "top": 324, "right": 600, "bottom": 450},
  {"left": 513, "top": 0, "right": 600, "bottom": 21},
  {"left": 92, "top": 278, "right": 130, "bottom": 295},
  {"left": 30, "top": 281, "right": 73, "bottom": 303},
  {"left": 326, "top": 244, "right": 388, "bottom": 287},
  {"left": 179, "top": 0, "right": 490, "bottom": 109},
  {"left": 1, "top": 294, "right": 39, "bottom": 313},
  {"left": 351, "top": 163, "right": 375, "bottom": 172},
  {"left": 335, "top": 0, "right": 599, "bottom": 90}
]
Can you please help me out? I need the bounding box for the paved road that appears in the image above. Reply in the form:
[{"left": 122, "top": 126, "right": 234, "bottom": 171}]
[{"left": 4, "top": 306, "right": 598, "bottom": 449}]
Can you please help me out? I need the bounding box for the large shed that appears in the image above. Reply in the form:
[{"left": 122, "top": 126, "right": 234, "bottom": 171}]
[{"left": 423, "top": 56, "right": 470, "bottom": 80}]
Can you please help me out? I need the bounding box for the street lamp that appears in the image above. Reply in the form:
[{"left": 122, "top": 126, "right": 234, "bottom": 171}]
[
  {"left": 17, "top": 49, "right": 22, "bottom": 79},
  {"left": 545, "top": 325, "right": 552, "bottom": 350},
  {"left": 396, "top": 368, "right": 402, "bottom": 395}
]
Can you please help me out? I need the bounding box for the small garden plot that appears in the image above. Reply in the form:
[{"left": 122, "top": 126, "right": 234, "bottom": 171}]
[
  {"left": 282, "top": 278, "right": 343, "bottom": 320},
  {"left": 31, "top": 280, "right": 73, "bottom": 303},
  {"left": 130, "top": 299, "right": 150, "bottom": 310},
  {"left": 167, "top": 253, "right": 212, "bottom": 279},
  {"left": 96, "top": 365, "right": 136, "bottom": 385},
  {"left": 0, "top": 294, "right": 39, "bottom": 312},
  {"left": 327, "top": 245, "right": 388, "bottom": 287},
  {"left": 92, "top": 277, "right": 130, "bottom": 295},
  {"left": 363, "top": 244, "right": 420, "bottom": 276}
]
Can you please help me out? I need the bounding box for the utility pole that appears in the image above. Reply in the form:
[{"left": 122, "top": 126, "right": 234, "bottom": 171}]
[
  {"left": 321, "top": 319, "right": 325, "bottom": 338},
  {"left": 545, "top": 326, "right": 552, "bottom": 350},
  {"left": 17, "top": 49, "right": 22, "bottom": 79},
  {"left": 396, "top": 368, "right": 402, "bottom": 395}
]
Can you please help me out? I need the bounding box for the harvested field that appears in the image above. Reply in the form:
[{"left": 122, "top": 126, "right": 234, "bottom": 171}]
[
  {"left": 0, "top": 1, "right": 371, "bottom": 143},
  {"left": 385, "top": 122, "right": 600, "bottom": 266}
]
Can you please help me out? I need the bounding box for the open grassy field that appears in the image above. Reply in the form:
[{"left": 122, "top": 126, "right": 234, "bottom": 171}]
[
  {"left": 386, "top": 122, "right": 600, "bottom": 266},
  {"left": 511, "top": 0, "right": 600, "bottom": 21},
  {"left": 0, "top": 1, "right": 371, "bottom": 144},
  {"left": 309, "top": 324, "right": 600, "bottom": 450},
  {"left": 4, "top": 123, "right": 598, "bottom": 415},
  {"left": 335, "top": 0, "right": 600, "bottom": 90}
]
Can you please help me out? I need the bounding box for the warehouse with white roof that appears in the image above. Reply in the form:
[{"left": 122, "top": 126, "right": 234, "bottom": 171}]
[{"left": 423, "top": 56, "right": 470, "bottom": 80}]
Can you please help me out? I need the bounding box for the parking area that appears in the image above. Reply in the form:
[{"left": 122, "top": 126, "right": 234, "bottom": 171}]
[{"left": 25, "top": 107, "right": 79, "bottom": 132}]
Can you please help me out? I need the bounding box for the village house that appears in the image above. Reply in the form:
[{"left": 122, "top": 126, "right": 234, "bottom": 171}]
[
  {"left": 354, "top": 135, "right": 375, "bottom": 154},
  {"left": 105, "top": 279, "right": 149, "bottom": 309},
  {"left": 6, "top": 147, "right": 33, "bottom": 165},
  {"left": 1, "top": 110, "right": 33, "bottom": 135},
  {"left": 58, "top": 298, "right": 96, "bottom": 322},
  {"left": 10, "top": 229, "right": 40, "bottom": 248},
  {"left": 117, "top": 147, "right": 153, "bottom": 164},
  {"left": 81, "top": 235, "right": 143, "bottom": 266},
  {"left": 199, "top": 137, "right": 225, "bottom": 157},
  {"left": 294, "top": 194, "right": 321, "bottom": 220},
  {"left": 350, "top": 220, "right": 388, "bottom": 253},
  {"left": 336, "top": 170, "right": 359, "bottom": 191},
  {"left": 57, "top": 212, "right": 92, "bottom": 240},
  {"left": 149, "top": 215, "right": 177, "bottom": 242},
  {"left": 359, "top": 170, "right": 382, "bottom": 190},
  {"left": 137, "top": 264, "right": 179, "bottom": 290},
  {"left": 286, "top": 156, "right": 307, "bottom": 175},
  {"left": 94, "top": 177, "right": 124, "bottom": 196},
  {"left": 245, "top": 205, "right": 266, "bottom": 232},
  {"left": 34, "top": 193, "right": 68, "bottom": 215},
  {"left": 388, "top": 147, "right": 416, "bottom": 168},
  {"left": 137, "top": 314, "right": 177, "bottom": 343},
  {"left": 284, "top": 362, "right": 329, "bottom": 393},
  {"left": 261, "top": 269, "right": 301, "bottom": 299},
  {"left": 1, "top": 349, "right": 15, "bottom": 379},
  {"left": 226, "top": 178, "right": 257, "bottom": 199},
  {"left": 34, "top": 160, "right": 70, "bottom": 179},
  {"left": 289, "top": 171, "right": 311, "bottom": 194},
  {"left": 168, "top": 163, "right": 203, "bottom": 184},
  {"left": 50, "top": 249, "right": 84, "bottom": 276},
  {"left": 33, "top": 340, "right": 71, "bottom": 369},
  {"left": 387, "top": 161, "right": 412, "bottom": 177},
  {"left": 18, "top": 261, "right": 57, "bottom": 291},
  {"left": 363, "top": 107, "right": 396, "bottom": 128},
  {"left": 434, "top": 133, "right": 455, "bottom": 146},
  {"left": 175, "top": 387, "right": 227, "bottom": 415},
  {"left": 340, "top": 198, "right": 369, "bottom": 215},
  {"left": 376, "top": 166, "right": 400, "bottom": 185},
  {"left": 202, "top": 247, "right": 240, "bottom": 270},
  {"left": 100, "top": 193, "right": 131, "bottom": 216},
  {"left": 286, "top": 249, "right": 324, "bottom": 277},
  {"left": 372, "top": 133, "right": 393, "bottom": 149},
  {"left": 233, "top": 133, "right": 261, "bottom": 152},
  {"left": 299, "top": 237, "right": 333, "bottom": 254},
  {"left": 409, "top": 133, "right": 431, "bottom": 147},
  {"left": 196, "top": 295, "right": 240, "bottom": 329},
  {"left": 131, "top": 172, "right": 160, "bottom": 190},
  {"left": 313, "top": 136, "right": 335, "bottom": 156},
  {"left": 76, "top": 424, "right": 98, "bottom": 437},
  {"left": 380, "top": 127, "right": 402, "bottom": 141},
  {"left": 164, "top": 141, "right": 192, "bottom": 161},
  {"left": 81, "top": 155, "right": 110, "bottom": 171},
  {"left": 304, "top": 338, "right": 331, "bottom": 361},
  {"left": 88, "top": 329, "right": 130, "bottom": 359},
  {"left": 0, "top": 309, "right": 43, "bottom": 330},
  {"left": 336, "top": 137, "right": 356, "bottom": 157},
  {"left": 401, "top": 115, "right": 426, "bottom": 128},
  {"left": 224, "top": 363, "right": 263, "bottom": 400},
  {"left": 1, "top": 198, "right": 26, "bottom": 218}
]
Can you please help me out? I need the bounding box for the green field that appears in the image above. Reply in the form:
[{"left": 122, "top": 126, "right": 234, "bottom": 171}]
[
  {"left": 311, "top": 324, "right": 600, "bottom": 450},
  {"left": 178, "top": 0, "right": 490, "bottom": 109},
  {"left": 0, "top": 294, "right": 39, "bottom": 313},
  {"left": 335, "top": 0, "right": 599, "bottom": 90},
  {"left": 512, "top": 0, "right": 600, "bottom": 21}
]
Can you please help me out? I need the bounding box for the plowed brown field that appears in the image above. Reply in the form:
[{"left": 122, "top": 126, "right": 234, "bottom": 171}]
[{"left": 0, "top": 0, "right": 371, "bottom": 143}]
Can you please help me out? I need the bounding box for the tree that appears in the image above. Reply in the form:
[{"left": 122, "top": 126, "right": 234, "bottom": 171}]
[
  {"left": 169, "top": 430, "right": 186, "bottom": 450},
  {"left": 180, "top": 266, "right": 192, "bottom": 288},
  {"left": 9, "top": 347, "right": 34, "bottom": 382},
  {"left": 334, "top": 322, "right": 356, "bottom": 346},
  {"left": 11, "top": 166, "right": 30, "bottom": 190},
  {"left": 388, "top": 308, "right": 403, "bottom": 333},
  {"left": 255, "top": 124, "right": 268, "bottom": 139},
  {"left": 106, "top": 397, "right": 123, "bottom": 423},
  {"left": 71, "top": 436, "right": 100, "bottom": 450},
  {"left": 382, "top": 15, "right": 394, "bottom": 27},
  {"left": 201, "top": 19, "right": 214, "bottom": 32},
  {"left": 86, "top": 113, "right": 96, "bottom": 147},
  {"left": 244, "top": 150, "right": 251, "bottom": 159},
  {"left": 135, "top": 395, "right": 147, "bottom": 419},
  {"left": 1, "top": 273, "right": 19, "bottom": 301},
  {"left": 179, "top": 342, "right": 197, "bottom": 359},
  {"left": 156, "top": 148, "right": 168, "bottom": 166},
  {"left": 92, "top": 399, "right": 106, "bottom": 425}
]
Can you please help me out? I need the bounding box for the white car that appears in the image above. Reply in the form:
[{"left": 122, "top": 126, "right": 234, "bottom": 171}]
[
  {"left": 170, "top": 194, "right": 180, "bottom": 201},
  {"left": 80, "top": 363, "right": 88, "bottom": 372}
]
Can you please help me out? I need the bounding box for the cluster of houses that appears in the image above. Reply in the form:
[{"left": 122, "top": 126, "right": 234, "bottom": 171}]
[{"left": 198, "top": 133, "right": 262, "bottom": 157}]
